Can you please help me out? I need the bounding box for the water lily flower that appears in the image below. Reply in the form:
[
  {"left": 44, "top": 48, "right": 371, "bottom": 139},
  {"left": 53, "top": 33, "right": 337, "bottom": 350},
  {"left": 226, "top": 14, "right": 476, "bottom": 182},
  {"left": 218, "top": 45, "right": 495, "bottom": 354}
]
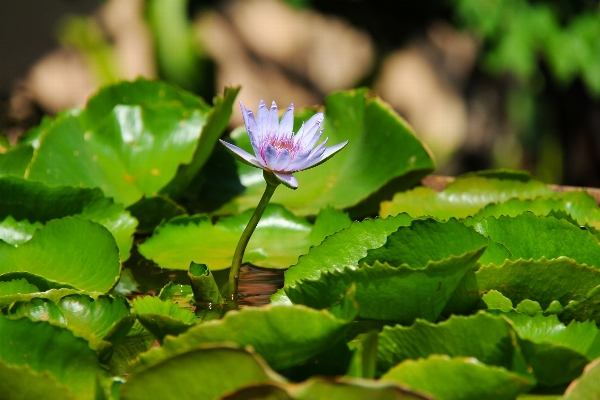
[{"left": 220, "top": 100, "right": 348, "bottom": 189}]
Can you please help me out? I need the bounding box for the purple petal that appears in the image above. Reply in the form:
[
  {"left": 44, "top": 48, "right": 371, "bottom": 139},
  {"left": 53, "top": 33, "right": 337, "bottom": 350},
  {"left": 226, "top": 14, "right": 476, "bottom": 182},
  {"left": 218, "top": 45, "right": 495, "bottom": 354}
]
[
  {"left": 240, "top": 102, "right": 261, "bottom": 156},
  {"left": 257, "top": 100, "right": 268, "bottom": 138},
  {"left": 293, "top": 141, "right": 328, "bottom": 171},
  {"left": 219, "top": 139, "right": 264, "bottom": 168},
  {"left": 296, "top": 112, "right": 323, "bottom": 144},
  {"left": 305, "top": 129, "right": 323, "bottom": 151},
  {"left": 302, "top": 140, "right": 348, "bottom": 171},
  {"left": 272, "top": 149, "right": 291, "bottom": 171},
  {"left": 279, "top": 104, "right": 294, "bottom": 137},
  {"left": 264, "top": 144, "right": 279, "bottom": 169},
  {"left": 285, "top": 151, "right": 312, "bottom": 171},
  {"left": 273, "top": 171, "right": 298, "bottom": 189},
  {"left": 268, "top": 101, "right": 279, "bottom": 138}
]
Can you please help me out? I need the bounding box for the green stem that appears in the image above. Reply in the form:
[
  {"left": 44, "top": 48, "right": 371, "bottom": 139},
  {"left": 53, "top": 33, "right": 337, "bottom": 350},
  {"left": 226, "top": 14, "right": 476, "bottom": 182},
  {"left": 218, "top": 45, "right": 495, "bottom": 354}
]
[{"left": 228, "top": 171, "right": 280, "bottom": 302}]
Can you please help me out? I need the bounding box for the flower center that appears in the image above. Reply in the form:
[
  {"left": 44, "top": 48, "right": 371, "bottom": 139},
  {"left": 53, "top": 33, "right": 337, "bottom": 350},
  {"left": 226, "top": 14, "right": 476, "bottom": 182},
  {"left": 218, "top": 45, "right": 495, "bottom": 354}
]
[{"left": 260, "top": 134, "right": 299, "bottom": 161}]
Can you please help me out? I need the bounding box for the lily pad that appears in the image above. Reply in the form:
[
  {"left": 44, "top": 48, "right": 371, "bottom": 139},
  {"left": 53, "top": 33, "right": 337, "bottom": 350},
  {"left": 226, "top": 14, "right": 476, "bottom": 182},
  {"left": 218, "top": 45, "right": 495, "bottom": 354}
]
[
  {"left": 138, "top": 204, "right": 351, "bottom": 271},
  {"left": 272, "top": 213, "right": 414, "bottom": 304},
  {"left": 0, "top": 314, "right": 104, "bottom": 400},
  {"left": 134, "top": 299, "right": 357, "bottom": 371},
  {"left": 27, "top": 80, "right": 238, "bottom": 207},
  {"left": 0, "top": 177, "right": 137, "bottom": 260},
  {"left": 121, "top": 345, "right": 285, "bottom": 400},
  {"left": 381, "top": 355, "right": 534, "bottom": 400},
  {"left": 465, "top": 213, "right": 600, "bottom": 267},
  {"left": 380, "top": 169, "right": 554, "bottom": 220},
  {"left": 0, "top": 217, "right": 121, "bottom": 293},
  {"left": 207, "top": 89, "right": 435, "bottom": 217},
  {"left": 377, "top": 312, "right": 526, "bottom": 376}
]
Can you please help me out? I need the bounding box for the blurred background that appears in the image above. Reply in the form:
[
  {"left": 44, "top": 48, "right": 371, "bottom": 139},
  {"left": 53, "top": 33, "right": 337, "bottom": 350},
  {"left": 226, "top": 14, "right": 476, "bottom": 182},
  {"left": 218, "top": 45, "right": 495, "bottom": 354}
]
[{"left": 1, "top": 0, "right": 599, "bottom": 186}]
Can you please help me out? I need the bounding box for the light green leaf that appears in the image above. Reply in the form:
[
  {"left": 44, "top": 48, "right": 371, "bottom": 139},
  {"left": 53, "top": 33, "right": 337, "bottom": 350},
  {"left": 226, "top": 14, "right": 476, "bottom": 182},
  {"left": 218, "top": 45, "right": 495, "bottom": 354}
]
[
  {"left": 381, "top": 170, "right": 554, "bottom": 219},
  {"left": 0, "top": 217, "right": 121, "bottom": 293},
  {"left": 139, "top": 204, "right": 351, "bottom": 271}
]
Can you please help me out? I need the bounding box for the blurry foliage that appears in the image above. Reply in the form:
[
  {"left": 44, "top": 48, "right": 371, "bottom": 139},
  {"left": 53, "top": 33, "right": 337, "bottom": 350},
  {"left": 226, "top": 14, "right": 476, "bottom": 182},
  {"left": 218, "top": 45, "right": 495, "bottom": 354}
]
[{"left": 452, "top": 0, "right": 600, "bottom": 96}]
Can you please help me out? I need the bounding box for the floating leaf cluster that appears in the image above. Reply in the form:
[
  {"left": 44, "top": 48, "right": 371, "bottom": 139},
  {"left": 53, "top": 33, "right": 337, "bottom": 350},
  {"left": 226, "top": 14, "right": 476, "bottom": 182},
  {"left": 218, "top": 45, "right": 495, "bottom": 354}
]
[{"left": 1, "top": 79, "right": 600, "bottom": 399}]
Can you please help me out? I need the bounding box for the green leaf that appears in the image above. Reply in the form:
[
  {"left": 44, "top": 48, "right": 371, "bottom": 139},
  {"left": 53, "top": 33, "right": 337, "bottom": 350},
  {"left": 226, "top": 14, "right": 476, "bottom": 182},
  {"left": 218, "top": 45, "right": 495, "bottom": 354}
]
[
  {"left": 0, "top": 177, "right": 137, "bottom": 260},
  {"left": 287, "top": 252, "right": 484, "bottom": 323},
  {"left": 476, "top": 258, "right": 600, "bottom": 320},
  {"left": 0, "top": 144, "right": 33, "bottom": 177},
  {"left": 377, "top": 312, "right": 525, "bottom": 376},
  {"left": 139, "top": 204, "right": 351, "bottom": 271},
  {"left": 160, "top": 86, "right": 241, "bottom": 198},
  {"left": 0, "top": 217, "right": 121, "bottom": 292},
  {"left": 134, "top": 301, "right": 357, "bottom": 371},
  {"left": 272, "top": 213, "right": 414, "bottom": 304},
  {"left": 0, "top": 315, "right": 104, "bottom": 400},
  {"left": 473, "top": 191, "right": 600, "bottom": 230},
  {"left": 0, "top": 361, "right": 77, "bottom": 400},
  {"left": 82, "top": 78, "right": 210, "bottom": 121},
  {"left": 209, "top": 89, "right": 435, "bottom": 217},
  {"left": 562, "top": 358, "right": 600, "bottom": 399},
  {"left": 132, "top": 296, "right": 198, "bottom": 342},
  {"left": 381, "top": 355, "right": 534, "bottom": 400},
  {"left": 504, "top": 312, "right": 600, "bottom": 387},
  {"left": 380, "top": 169, "right": 554, "bottom": 220},
  {"left": 346, "top": 331, "right": 378, "bottom": 379},
  {"left": 27, "top": 80, "right": 237, "bottom": 208},
  {"left": 120, "top": 345, "right": 285, "bottom": 400},
  {"left": 465, "top": 213, "right": 600, "bottom": 266}
]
